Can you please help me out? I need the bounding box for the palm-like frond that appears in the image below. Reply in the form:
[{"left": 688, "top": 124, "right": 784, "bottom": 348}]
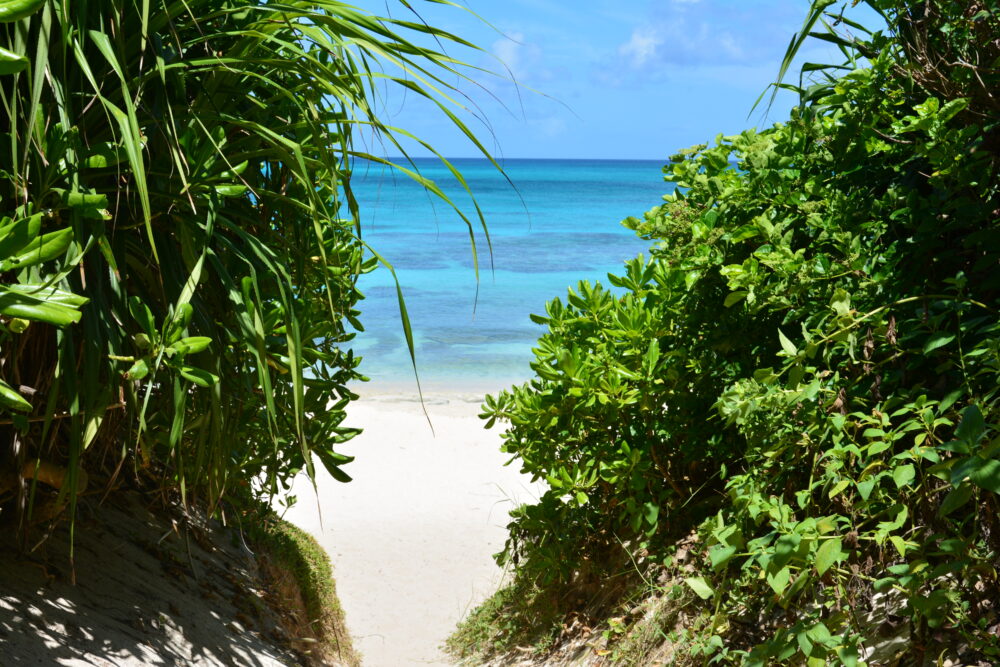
[{"left": 0, "top": 0, "right": 492, "bottom": 532}]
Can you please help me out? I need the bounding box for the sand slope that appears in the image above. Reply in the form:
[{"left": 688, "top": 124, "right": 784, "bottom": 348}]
[
  {"left": 285, "top": 390, "right": 541, "bottom": 666},
  {"left": 0, "top": 491, "right": 298, "bottom": 666}
]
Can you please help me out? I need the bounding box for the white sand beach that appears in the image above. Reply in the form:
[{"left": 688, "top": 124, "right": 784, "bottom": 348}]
[{"left": 284, "top": 386, "right": 543, "bottom": 666}]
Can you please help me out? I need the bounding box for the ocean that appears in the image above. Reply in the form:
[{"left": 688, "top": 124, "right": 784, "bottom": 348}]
[{"left": 348, "top": 158, "right": 671, "bottom": 392}]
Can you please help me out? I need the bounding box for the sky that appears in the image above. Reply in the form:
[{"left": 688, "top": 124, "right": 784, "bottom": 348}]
[{"left": 350, "top": 0, "right": 881, "bottom": 160}]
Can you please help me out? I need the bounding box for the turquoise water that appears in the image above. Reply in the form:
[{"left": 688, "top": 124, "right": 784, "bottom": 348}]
[{"left": 349, "top": 158, "right": 669, "bottom": 390}]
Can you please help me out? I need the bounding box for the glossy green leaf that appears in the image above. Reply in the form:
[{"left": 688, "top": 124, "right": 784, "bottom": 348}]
[
  {"left": 0, "top": 379, "right": 31, "bottom": 412},
  {"left": 167, "top": 336, "right": 212, "bottom": 356},
  {"left": 2, "top": 284, "right": 88, "bottom": 308},
  {"left": 0, "top": 44, "right": 27, "bottom": 74},
  {"left": 0, "top": 212, "right": 42, "bottom": 259},
  {"left": 0, "top": 288, "right": 83, "bottom": 325},
  {"left": 177, "top": 365, "right": 219, "bottom": 388},
  {"left": 316, "top": 447, "right": 353, "bottom": 483},
  {"left": 213, "top": 184, "right": 247, "bottom": 198},
  {"left": 55, "top": 188, "right": 109, "bottom": 210},
  {"left": 0, "top": 0, "right": 44, "bottom": 23},
  {"left": 0, "top": 227, "right": 73, "bottom": 271}
]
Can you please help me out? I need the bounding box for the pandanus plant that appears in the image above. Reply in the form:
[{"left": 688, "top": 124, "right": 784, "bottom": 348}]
[{"left": 0, "top": 0, "right": 493, "bottom": 538}]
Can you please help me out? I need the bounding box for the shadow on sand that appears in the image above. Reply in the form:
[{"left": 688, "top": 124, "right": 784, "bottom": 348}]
[{"left": 0, "top": 490, "right": 297, "bottom": 666}]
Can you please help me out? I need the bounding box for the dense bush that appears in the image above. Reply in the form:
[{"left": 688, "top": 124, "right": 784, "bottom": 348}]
[
  {"left": 483, "top": 1, "right": 1000, "bottom": 662},
  {"left": 0, "top": 1, "right": 487, "bottom": 532}
]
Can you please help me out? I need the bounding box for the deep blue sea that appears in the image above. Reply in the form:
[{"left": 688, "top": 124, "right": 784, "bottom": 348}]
[{"left": 348, "top": 158, "right": 670, "bottom": 391}]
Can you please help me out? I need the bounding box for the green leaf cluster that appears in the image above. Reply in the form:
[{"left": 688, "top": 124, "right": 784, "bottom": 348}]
[{"left": 484, "top": 1, "right": 1000, "bottom": 662}]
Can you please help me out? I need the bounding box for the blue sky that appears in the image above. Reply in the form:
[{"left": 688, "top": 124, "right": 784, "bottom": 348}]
[{"left": 352, "top": 0, "right": 879, "bottom": 160}]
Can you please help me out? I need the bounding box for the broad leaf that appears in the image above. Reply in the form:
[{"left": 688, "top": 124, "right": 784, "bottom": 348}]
[
  {"left": 684, "top": 576, "right": 714, "bottom": 600},
  {"left": 815, "top": 537, "right": 843, "bottom": 575}
]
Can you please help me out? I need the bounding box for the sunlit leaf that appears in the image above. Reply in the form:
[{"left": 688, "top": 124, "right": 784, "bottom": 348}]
[{"left": 684, "top": 576, "right": 715, "bottom": 600}]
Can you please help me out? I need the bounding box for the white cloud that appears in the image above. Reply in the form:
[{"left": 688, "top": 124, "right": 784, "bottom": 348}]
[
  {"left": 603, "top": 0, "right": 784, "bottom": 82},
  {"left": 492, "top": 31, "right": 525, "bottom": 75},
  {"left": 618, "top": 28, "right": 664, "bottom": 68},
  {"left": 491, "top": 31, "right": 551, "bottom": 83}
]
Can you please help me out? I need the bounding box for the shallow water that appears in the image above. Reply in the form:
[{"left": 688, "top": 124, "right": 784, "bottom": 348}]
[{"left": 348, "top": 158, "right": 671, "bottom": 391}]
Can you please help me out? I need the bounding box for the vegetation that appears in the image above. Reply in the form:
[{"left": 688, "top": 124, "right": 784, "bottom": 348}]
[
  {"left": 470, "top": 0, "right": 1000, "bottom": 664},
  {"left": 448, "top": 575, "right": 579, "bottom": 661},
  {"left": 251, "top": 515, "right": 357, "bottom": 665},
  {"left": 0, "top": 0, "right": 489, "bottom": 536}
]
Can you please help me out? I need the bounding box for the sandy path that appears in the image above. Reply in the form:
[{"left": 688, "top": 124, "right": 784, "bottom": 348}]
[{"left": 284, "top": 389, "right": 541, "bottom": 666}]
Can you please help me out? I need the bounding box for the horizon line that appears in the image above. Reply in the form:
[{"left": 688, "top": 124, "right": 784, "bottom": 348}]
[{"left": 363, "top": 156, "right": 670, "bottom": 162}]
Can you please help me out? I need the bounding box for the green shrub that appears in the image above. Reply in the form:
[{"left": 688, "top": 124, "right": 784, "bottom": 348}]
[
  {"left": 0, "top": 1, "right": 491, "bottom": 527},
  {"left": 483, "top": 1, "right": 1000, "bottom": 662},
  {"left": 446, "top": 578, "right": 564, "bottom": 662}
]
